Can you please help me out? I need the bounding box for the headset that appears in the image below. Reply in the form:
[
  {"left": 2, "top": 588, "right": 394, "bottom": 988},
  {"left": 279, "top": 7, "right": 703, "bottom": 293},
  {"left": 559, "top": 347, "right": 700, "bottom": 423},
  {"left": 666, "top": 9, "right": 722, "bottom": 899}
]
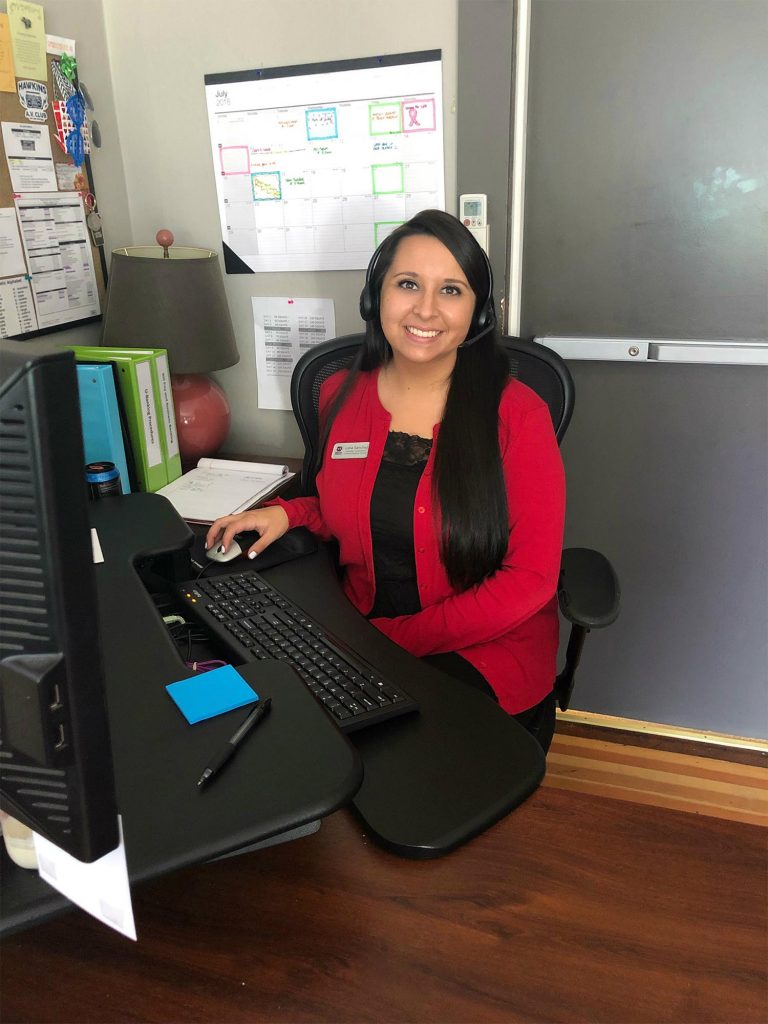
[{"left": 359, "top": 233, "right": 497, "bottom": 347}]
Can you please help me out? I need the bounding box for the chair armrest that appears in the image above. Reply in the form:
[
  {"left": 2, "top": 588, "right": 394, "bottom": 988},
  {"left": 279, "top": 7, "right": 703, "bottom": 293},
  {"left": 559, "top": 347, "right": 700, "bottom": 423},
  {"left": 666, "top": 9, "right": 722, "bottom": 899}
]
[{"left": 558, "top": 547, "right": 620, "bottom": 629}]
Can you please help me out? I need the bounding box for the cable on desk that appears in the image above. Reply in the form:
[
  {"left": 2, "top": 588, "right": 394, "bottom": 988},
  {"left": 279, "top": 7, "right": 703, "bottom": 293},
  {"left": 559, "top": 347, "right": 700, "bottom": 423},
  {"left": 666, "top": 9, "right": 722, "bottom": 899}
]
[
  {"left": 184, "top": 659, "right": 228, "bottom": 673},
  {"left": 165, "top": 619, "right": 210, "bottom": 662}
]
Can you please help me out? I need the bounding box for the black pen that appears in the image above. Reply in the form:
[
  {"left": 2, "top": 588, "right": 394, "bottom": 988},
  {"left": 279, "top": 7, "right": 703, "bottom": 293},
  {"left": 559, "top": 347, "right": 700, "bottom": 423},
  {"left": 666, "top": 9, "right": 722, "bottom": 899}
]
[{"left": 196, "top": 697, "right": 272, "bottom": 789}]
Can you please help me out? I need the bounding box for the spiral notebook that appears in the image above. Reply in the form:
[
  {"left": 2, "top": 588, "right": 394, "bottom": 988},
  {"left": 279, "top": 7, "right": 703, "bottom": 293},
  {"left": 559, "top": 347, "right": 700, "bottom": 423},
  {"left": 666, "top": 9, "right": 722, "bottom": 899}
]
[{"left": 157, "top": 458, "right": 294, "bottom": 524}]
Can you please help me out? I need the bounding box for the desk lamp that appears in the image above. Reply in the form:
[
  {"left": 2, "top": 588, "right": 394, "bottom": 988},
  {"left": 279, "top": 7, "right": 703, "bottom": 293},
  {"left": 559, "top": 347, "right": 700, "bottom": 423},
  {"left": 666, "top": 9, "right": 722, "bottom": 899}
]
[{"left": 101, "top": 230, "right": 239, "bottom": 465}]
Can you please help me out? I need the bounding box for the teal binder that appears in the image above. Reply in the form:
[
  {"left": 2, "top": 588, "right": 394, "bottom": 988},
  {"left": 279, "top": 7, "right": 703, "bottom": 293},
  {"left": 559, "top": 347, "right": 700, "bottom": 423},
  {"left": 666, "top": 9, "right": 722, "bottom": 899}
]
[{"left": 76, "top": 363, "right": 134, "bottom": 495}]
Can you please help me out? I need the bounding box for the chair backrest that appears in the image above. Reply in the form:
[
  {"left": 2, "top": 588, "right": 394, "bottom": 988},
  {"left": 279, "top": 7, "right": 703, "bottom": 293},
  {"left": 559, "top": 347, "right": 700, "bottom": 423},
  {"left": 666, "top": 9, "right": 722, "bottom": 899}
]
[{"left": 291, "top": 333, "right": 575, "bottom": 495}]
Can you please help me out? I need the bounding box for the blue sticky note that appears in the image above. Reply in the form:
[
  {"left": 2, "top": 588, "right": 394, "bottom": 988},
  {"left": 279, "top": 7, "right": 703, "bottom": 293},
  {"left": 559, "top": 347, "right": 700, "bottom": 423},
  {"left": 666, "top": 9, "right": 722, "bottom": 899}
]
[{"left": 165, "top": 665, "right": 258, "bottom": 724}]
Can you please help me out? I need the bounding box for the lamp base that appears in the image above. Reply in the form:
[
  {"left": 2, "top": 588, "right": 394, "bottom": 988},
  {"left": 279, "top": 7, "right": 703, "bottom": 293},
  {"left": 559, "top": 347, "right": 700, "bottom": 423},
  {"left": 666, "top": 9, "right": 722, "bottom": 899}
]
[{"left": 171, "top": 373, "right": 230, "bottom": 467}]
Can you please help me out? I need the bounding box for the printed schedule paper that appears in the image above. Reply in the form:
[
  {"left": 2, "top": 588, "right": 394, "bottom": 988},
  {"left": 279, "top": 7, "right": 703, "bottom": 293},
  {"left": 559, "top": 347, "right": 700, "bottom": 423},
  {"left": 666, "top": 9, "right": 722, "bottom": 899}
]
[
  {"left": 14, "top": 192, "right": 100, "bottom": 328},
  {"left": 0, "top": 207, "right": 26, "bottom": 276},
  {"left": 252, "top": 296, "right": 335, "bottom": 410},
  {"left": 0, "top": 274, "right": 37, "bottom": 337}
]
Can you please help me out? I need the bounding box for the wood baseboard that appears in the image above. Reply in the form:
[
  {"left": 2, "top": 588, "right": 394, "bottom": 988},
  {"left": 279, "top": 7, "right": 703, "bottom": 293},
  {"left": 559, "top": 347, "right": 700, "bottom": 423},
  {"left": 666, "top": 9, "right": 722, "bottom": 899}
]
[
  {"left": 546, "top": 731, "right": 768, "bottom": 827},
  {"left": 557, "top": 708, "right": 768, "bottom": 752}
]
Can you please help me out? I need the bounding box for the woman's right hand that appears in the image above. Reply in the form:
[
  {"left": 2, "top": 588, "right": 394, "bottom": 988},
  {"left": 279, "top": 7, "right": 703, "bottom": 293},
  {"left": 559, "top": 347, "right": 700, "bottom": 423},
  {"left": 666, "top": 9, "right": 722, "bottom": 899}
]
[{"left": 205, "top": 504, "right": 290, "bottom": 561}]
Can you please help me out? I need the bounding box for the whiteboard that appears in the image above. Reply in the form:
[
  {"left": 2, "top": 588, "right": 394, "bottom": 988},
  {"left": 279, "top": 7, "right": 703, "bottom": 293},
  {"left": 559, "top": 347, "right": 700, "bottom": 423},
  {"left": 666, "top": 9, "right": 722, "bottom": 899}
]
[{"left": 204, "top": 51, "right": 444, "bottom": 273}]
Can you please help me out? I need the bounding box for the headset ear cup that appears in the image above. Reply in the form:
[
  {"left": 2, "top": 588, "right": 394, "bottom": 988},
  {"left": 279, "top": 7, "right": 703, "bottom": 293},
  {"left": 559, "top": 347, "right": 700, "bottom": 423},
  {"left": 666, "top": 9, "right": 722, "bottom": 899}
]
[
  {"left": 474, "top": 250, "right": 495, "bottom": 332},
  {"left": 360, "top": 239, "right": 386, "bottom": 322},
  {"left": 359, "top": 283, "right": 376, "bottom": 322}
]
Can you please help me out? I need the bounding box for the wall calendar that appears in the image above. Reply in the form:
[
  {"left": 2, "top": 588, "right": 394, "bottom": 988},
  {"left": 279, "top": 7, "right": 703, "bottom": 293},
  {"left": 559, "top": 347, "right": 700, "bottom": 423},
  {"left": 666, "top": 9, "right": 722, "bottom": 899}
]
[{"left": 204, "top": 51, "right": 444, "bottom": 273}]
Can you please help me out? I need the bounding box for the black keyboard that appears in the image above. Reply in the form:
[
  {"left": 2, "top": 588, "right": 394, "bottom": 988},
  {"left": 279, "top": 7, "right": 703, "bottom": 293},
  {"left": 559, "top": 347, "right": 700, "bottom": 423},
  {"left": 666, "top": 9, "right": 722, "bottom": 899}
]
[{"left": 176, "top": 571, "right": 418, "bottom": 732}]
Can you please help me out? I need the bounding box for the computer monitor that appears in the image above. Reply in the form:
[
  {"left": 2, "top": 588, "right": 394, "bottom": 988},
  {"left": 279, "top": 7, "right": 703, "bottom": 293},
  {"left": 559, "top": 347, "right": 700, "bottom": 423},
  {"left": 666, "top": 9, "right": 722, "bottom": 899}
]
[{"left": 0, "top": 340, "right": 119, "bottom": 863}]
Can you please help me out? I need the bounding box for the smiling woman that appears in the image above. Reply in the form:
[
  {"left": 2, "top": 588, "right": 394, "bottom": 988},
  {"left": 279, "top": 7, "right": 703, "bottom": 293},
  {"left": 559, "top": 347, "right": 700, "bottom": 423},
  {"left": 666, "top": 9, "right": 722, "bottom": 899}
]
[
  {"left": 375, "top": 234, "right": 478, "bottom": 437},
  {"left": 206, "top": 211, "right": 566, "bottom": 751},
  {"left": 379, "top": 234, "right": 476, "bottom": 374}
]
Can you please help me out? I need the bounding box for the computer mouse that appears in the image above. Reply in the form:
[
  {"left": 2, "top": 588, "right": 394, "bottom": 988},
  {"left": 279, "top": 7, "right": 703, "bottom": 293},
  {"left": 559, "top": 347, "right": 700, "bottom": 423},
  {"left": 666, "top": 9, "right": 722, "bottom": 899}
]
[{"left": 206, "top": 539, "right": 243, "bottom": 564}]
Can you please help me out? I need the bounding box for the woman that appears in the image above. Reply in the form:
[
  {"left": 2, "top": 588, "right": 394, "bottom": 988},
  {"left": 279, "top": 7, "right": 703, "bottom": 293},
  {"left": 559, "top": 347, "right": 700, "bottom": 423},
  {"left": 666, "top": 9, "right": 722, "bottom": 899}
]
[{"left": 207, "top": 210, "right": 565, "bottom": 750}]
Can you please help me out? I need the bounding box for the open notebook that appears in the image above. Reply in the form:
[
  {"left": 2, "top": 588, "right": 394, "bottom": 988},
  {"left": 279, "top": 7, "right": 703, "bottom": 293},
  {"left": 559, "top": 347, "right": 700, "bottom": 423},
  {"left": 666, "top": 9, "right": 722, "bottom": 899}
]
[{"left": 157, "top": 458, "right": 294, "bottom": 524}]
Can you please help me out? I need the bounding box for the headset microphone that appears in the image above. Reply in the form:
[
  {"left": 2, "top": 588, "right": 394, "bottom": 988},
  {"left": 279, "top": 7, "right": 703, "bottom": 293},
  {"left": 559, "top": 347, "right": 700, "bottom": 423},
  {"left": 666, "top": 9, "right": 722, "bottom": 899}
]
[{"left": 459, "top": 316, "right": 496, "bottom": 348}]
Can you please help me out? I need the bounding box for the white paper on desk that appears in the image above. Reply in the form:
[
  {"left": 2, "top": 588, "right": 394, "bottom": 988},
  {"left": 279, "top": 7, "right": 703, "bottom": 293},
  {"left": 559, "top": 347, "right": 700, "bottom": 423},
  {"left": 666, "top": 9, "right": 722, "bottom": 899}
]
[
  {"left": 1, "top": 121, "right": 57, "bottom": 192},
  {"left": 33, "top": 815, "right": 137, "bottom": 941},
  {"left": 0, "top": 207, "right": 27, "bottom": 276},
  {"left": 253, "top": 296, "right": 335, "bottom": 411},
  {"left": 157, "top": 458, "right": 294, "bottom": 523}
]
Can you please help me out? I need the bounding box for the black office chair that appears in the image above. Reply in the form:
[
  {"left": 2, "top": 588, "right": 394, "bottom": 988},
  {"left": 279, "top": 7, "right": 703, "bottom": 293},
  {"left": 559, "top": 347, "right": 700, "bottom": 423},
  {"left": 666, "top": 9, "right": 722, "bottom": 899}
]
[{"left": 291, "top": 334, "right": 620, "bottom": 712}]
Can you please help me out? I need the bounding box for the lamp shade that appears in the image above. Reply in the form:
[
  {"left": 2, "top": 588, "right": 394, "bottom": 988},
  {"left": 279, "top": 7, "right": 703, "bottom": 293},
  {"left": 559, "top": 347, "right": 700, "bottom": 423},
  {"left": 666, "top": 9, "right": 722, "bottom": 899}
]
[{"left": 101, "top": 245, "right": 239, "bottom": 374}]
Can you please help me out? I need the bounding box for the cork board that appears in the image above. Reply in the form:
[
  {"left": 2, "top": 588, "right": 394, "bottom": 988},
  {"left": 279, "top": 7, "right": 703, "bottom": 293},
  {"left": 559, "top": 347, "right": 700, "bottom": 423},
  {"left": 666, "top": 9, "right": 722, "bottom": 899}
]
[{"left": 1, "top": 47, "right": 107, "bottom": 338}]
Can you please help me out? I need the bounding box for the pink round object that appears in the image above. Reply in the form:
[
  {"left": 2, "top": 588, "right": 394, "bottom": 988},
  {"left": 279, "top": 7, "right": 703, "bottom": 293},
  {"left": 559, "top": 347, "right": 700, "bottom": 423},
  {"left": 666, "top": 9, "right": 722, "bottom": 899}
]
[
  {"left": 156, "top": 228, "right": 175, "bottom": 249},
  {"left": 171, "top": 374, "right": 230, "bottom": 465}
]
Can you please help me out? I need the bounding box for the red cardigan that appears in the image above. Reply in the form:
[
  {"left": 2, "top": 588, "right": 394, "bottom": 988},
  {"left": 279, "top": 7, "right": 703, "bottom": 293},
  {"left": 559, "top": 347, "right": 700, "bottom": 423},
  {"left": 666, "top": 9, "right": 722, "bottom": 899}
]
[{"left": 275, "top": 369, "right": 565, "bottom": 714}]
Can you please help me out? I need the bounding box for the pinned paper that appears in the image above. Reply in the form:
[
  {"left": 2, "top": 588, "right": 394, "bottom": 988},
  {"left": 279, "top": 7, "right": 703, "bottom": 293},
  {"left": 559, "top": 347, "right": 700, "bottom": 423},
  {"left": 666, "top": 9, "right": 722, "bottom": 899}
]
[
  {"left": 7, "top": 0, "right": 46, "bottom": 82},
  {"left": 54, "top": 160, "right": 79, "bottom": 191},
  {"left": 46, "top": 34, "right": 75, "bottom": 59},
  {"left": 0, "top": 208, "right": 26, "bottom": 277},
  {"left": 0, "top": 275, "right": 37, "bottom": 338},
  {"left": 17, "top": 79, "right": 48, "bottom": 122},
  {"left": 2, "top": 121, "right": 57, "bottom": 192},
  {"left": 166, "top": 665, "right": 259, "bottom": 724},
  {"left": 0, "top": 15, "right": 17, "bottom": 93},
  {"left": 252, "top": 296, "right": 336, "bottom": 410}
]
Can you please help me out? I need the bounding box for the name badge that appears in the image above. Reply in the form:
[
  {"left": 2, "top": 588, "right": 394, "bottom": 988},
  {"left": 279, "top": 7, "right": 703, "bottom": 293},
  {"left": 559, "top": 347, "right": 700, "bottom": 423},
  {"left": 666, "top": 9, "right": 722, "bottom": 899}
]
[{"left": 331, "top": 441, "right": 370, "bottom": 460}]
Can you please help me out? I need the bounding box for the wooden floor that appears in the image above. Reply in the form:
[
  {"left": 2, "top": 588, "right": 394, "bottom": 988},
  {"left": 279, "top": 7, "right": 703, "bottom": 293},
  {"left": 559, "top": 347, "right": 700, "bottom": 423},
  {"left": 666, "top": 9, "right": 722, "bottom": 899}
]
[
  {"left": 2, "top": 729, "right": 766, "bottom": 1024},
  {"left": 546, "top": 730, "right": 768, "bottom": 827}
]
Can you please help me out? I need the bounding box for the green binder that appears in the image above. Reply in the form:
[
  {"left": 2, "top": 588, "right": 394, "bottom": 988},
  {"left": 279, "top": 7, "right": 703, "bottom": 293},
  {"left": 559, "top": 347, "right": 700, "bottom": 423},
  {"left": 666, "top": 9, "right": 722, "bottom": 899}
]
[
  {"left": 68, "top": 347, "right": 167, "bottom": 492},
  {"left": 71, "top": 347, "right": 182, "bottom": 485}
]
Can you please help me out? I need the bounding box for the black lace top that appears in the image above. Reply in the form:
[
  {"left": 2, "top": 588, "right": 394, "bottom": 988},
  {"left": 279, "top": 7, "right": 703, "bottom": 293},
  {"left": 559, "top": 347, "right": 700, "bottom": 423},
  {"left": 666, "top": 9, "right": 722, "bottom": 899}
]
[{"left": 369, "top": 430, "right": 433, "bottom": 618}]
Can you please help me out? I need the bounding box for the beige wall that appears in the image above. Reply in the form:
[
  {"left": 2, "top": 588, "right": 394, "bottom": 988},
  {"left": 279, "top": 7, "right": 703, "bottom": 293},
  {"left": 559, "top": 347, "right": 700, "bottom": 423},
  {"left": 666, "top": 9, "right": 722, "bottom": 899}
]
[{"left": 100, "top": 0, "right": 458, "bottom": 455}]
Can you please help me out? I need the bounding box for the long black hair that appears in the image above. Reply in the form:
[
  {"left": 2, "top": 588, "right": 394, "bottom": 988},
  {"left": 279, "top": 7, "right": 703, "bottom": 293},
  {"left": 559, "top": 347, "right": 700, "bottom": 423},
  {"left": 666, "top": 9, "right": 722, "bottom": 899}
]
[{"left": 319, "top": 209, "right": 510, "bottom": 592}]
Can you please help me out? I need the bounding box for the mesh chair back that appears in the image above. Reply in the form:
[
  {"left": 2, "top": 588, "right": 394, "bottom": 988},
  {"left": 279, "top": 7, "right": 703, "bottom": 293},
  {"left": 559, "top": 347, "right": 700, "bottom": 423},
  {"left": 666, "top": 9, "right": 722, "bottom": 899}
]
[
  {"left": 290, "top": 333, "right": 574, "bottom": 495},
  {"left": 291, "top": 334, "right": 363, "bottom": 494},
  {"left": 500, "top": 336, "right": 574, "bottom": 441}
]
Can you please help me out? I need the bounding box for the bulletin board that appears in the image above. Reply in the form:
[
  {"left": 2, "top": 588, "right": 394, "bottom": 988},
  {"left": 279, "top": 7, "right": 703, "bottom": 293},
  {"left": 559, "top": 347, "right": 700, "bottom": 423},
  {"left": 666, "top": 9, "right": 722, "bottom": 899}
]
[{"left": 0, "top": 22, "right": 107, "bottom": 340}]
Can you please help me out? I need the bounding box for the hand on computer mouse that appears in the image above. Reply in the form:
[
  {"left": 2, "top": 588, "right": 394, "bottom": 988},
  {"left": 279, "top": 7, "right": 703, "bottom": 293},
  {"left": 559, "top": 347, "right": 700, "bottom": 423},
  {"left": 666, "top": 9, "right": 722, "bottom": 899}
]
[
  {"left": 205, "top": 505, "right": 290, "bottom": 561},
  {"left": 205, "top": 539, "right": 243, "bottom": 564}
]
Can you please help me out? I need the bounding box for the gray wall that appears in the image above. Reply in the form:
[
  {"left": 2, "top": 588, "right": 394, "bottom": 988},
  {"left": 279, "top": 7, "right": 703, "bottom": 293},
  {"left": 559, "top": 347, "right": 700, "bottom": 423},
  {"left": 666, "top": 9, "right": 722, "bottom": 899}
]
[
  {"left": 457, "top": 0, "right": 515, "bottom": 326},
  {"left": 520, "top": 0, "right": 767, "bottom": 737}
]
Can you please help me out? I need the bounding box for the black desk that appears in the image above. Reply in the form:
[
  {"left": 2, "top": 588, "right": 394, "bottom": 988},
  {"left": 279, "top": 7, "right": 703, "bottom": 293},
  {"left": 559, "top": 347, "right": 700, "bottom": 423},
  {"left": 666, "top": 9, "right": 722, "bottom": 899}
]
[
  {"left": 1, "top": 495, "right": 362, "bottom": 935},
  {"left": 263, "top": 543, "right": 546, "bottom": 857},
  {"left": 2, "top": 493, "right": 544, "bottom": 933}
]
